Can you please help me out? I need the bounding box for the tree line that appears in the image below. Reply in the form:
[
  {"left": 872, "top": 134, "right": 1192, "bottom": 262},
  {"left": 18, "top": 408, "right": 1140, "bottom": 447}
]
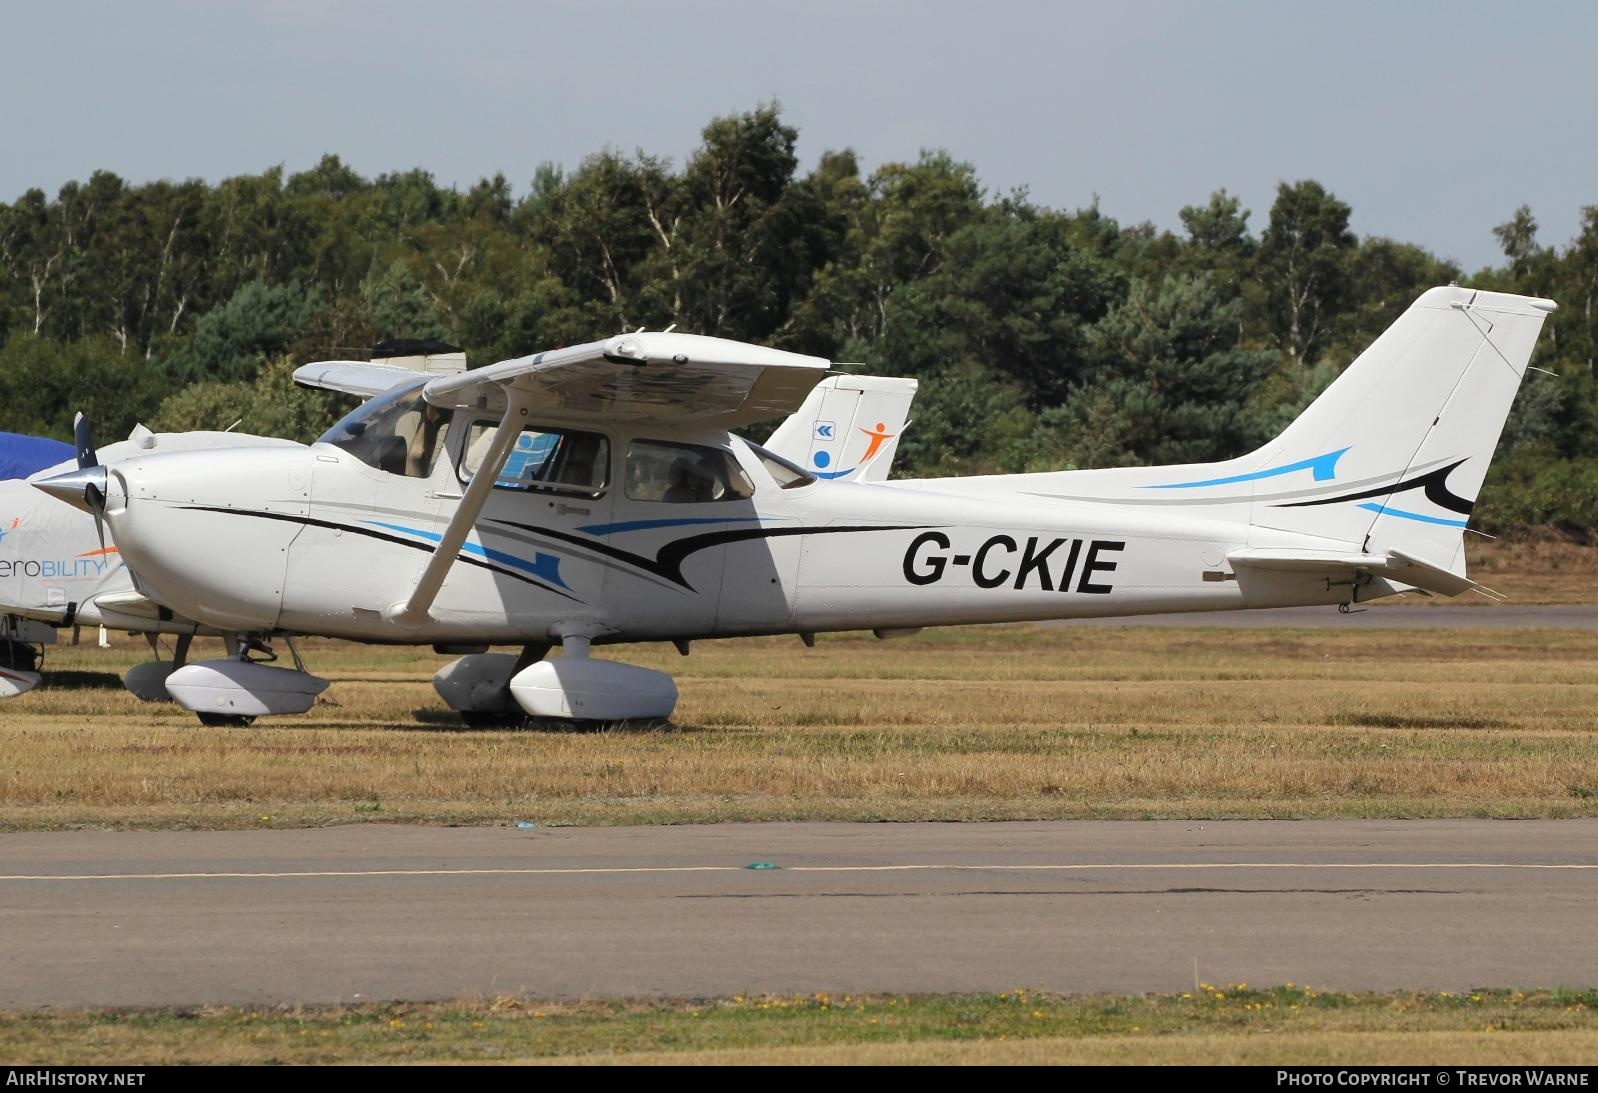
[{"left": 3, "top": 104, "right": 1595, "bottom": 535}]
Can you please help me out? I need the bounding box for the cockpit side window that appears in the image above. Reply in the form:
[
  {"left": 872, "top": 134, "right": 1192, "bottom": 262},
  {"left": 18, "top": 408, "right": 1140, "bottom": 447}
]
[
  {"left": 459, "top": 421, "right": 610, "bottom": 497},
  {"left": 318, "top": 381, "right": 453, "bottom": 478},
  {"left": 626, "top": 440, "right": 755, "bottom": 503}
]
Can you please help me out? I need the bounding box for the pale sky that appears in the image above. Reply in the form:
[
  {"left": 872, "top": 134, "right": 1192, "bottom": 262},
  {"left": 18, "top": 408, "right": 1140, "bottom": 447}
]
[{"left": 3, "top": 0, "right": 1594, "bottom": 272}]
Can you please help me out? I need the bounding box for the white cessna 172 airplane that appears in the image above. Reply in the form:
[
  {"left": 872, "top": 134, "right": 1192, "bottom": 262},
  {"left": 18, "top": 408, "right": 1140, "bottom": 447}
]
[
  {"left": 34, "top": 285, "right": 1554, "bottom": 727},
  {"left": 12, "top": 369, "right": 915, "bottom": 722}
]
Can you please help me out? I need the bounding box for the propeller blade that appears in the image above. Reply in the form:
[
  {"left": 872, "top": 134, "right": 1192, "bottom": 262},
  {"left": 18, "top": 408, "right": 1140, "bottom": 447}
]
[
  {"left": 84, "top": 480, "right": 107, "bottom": 553},
  {"left": 73, "top": 412, "right": 98, "bottom": 470}
]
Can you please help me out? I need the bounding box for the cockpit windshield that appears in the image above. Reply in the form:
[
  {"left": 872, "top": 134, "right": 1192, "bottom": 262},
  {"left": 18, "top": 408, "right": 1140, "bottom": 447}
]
[{"left": 317, "top": 379, "right": 453, "bottom": 478}]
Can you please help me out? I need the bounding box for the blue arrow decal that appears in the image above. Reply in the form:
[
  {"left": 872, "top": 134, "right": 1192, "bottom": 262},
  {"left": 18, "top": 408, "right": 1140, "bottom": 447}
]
[
  {"left": 1146, "top": 448, "right": 1349, "bottom": 489},
  {"left": 365, "top": 520, "right": 568, "bottom": 588}
]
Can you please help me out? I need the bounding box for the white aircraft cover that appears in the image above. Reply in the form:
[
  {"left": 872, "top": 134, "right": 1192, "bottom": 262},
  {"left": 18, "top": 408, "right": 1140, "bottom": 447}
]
[{"left": 420, "top": 333, "right": 832, "bottom": 427}]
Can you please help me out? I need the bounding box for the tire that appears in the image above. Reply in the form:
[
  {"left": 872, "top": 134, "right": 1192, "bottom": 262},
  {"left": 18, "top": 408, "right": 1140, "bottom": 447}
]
[
  {"left": 197, "top": 712, "right": 257, "bottom": 728},
  {"left": 525, "top": 716, "right": 605, "bottom": 732}
]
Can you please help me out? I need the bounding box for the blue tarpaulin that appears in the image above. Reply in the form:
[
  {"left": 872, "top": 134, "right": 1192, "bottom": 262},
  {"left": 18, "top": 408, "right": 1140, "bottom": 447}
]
[{"left": 0, "top": 432, "right": 73, "bottom": 481}]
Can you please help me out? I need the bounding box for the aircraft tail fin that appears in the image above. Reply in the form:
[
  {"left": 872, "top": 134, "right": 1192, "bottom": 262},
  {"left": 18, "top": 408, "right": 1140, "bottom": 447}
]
[
  {"left": 1238, "top": 286, "right": 1554, "bottom": 571},
  {"left": 764, "top": 374, "right": 918, "bottom": 481}
]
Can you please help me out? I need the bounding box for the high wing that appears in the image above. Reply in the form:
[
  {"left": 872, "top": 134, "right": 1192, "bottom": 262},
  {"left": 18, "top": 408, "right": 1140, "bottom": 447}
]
[
  {"left": 381, "top": 332, "right": 832, "bottom": 626},
  {"left": 421, "top": 333, "right": 831, "bottom": 427},
  {"left": 293, "top": 361, "right": 431, "bottom": 399}
]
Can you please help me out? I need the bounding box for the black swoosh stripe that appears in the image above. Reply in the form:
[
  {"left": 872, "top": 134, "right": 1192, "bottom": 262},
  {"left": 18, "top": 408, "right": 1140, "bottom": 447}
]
[
  {"left": 493, "top": 519, "right": 929, "bottom": 591},
  {"left": 1272, "top": 459, "right": 1475, "bottom": 516},
  {"left": 179, "top": 506, "right": 580, "bottom": 601}
]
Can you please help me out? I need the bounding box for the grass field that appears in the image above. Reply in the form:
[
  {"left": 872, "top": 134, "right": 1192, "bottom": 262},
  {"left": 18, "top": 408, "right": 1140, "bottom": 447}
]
[
  {"left": 4, "top": 987, "right": 1594, "bottom": 1065},
  {"left": 5, "top": 618, "right": 1596, "bottom": 830},
  {"left": 1449, "top": 538, "right": 1598, "bottom": 604}
]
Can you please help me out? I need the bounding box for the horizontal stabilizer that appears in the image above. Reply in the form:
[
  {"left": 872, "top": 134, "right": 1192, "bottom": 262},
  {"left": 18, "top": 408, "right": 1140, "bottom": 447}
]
[{"left": 1227, "top": 547, "right": 1504, "bottom": 600}]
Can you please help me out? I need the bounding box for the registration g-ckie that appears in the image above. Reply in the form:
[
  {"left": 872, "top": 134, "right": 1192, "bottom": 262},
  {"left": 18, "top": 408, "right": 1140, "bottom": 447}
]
[{"left": 902, "top": 531, "right": 1125, "bottom": 594}]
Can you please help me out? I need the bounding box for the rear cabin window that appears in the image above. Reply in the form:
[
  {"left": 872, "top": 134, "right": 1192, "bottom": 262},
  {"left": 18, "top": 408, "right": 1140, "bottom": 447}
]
[
  {"left": 625, "top": 440, "right": 755, "bottom": 503},
  {"left": 460, "top": 422, "right": 610, "bottom": 497}
]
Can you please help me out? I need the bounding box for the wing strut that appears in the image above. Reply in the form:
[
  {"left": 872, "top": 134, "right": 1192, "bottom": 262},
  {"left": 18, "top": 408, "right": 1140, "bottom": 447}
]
[{"left": 384, "top": 392, "right": 531, "bottom": 627}]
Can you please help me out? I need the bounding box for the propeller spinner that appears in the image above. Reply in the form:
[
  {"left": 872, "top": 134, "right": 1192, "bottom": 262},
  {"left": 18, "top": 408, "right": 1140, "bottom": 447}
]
[{"left": 33, "top": 413, "right": 112, "bottom": 550}]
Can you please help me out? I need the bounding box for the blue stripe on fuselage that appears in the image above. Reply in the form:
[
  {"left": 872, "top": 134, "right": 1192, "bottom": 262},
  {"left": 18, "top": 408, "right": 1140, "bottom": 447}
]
[
  {"left": 1356, "top": 502, "right": 1469, "bottom": 528},
  {"left": 364, "top": 520, "right": 568, "bottom": 588},
  {"left": 1146, "top": 448, "right": 1349, "bottom": 489},
  {"left": 574, "top": 516, "right": 767, "bottom": 536}
]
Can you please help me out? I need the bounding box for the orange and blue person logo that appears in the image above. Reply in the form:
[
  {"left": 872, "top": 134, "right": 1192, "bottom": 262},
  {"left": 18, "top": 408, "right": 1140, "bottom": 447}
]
[
  {"left": 812, "top": 422, "right": 897, "bottom": 479},
  {"left": 858, "top": 421, "right": 895, "bottom": 462}
]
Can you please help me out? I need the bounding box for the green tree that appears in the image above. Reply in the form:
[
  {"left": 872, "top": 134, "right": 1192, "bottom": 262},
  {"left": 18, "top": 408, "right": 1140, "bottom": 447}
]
[
  {"left": 0, "top": 332, "right": 169, "bottom": 439},
  {"left": 157, "top": 280, "right": 323, "bottom": 384},
  {"left": 1041, "top": 274, "right": 1280, "bottom": 466},
  {"left": 1180, "top": 188, "right": 1252, "bottom": 252},
  {"left": 0, "top": 187, "right": 62, "bottom": 339},
  {"left": 672, "top": 104, "right": 832, "bottom": 341},
  {"left": 1258, "top": 180, "right": 1355, "bottom": 363},
  {"left": 362, "top": 260, "right": 450, "bottom": 343},
  {"left": 523, "top": 151, "right": 669, "bottom": 333},
  {"left": 1330, "top": 238, "right": 1460, "bottom": 357},
  {"left": 872, "top": 200, "right": 1121, "bottom": 407},
  {"left": 1176, "top": 188, "right": 1256, "bottom": 323},
  {"left": 149, "top": 355, "right": 342, "bottom": 443},
  {"left": 796, "top": 150, "right": 986, "bottom": 354}
]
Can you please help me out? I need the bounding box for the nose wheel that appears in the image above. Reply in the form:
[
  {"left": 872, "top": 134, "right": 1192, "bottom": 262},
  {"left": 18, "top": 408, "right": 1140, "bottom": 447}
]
[{"left": 166, "top": 633, "right": 329, "bottom": 727}]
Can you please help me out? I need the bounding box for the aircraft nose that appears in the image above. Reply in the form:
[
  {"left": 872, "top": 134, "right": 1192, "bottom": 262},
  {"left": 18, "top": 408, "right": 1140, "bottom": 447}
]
[{"left": 30, "top": 466, "right": 109, "bottom": 514}]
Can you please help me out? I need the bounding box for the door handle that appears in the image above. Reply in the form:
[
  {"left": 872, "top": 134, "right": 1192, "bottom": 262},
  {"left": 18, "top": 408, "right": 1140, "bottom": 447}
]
[{"left": 556, "top": 503, "right": 591, "bottom": 516}]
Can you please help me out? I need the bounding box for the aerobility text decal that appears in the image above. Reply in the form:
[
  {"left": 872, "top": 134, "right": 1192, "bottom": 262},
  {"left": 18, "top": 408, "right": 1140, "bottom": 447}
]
[
  {"left": 902, "top": 532, "right": 1124, "bottom": 594},
  {"left": 0, "top": 547, "right": 118, "bottom": 581}
]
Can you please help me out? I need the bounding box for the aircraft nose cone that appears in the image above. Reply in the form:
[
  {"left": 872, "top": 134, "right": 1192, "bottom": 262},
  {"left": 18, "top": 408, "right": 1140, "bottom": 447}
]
[{"left": 29, "top": 466, "right": 108, "bottom": 514}]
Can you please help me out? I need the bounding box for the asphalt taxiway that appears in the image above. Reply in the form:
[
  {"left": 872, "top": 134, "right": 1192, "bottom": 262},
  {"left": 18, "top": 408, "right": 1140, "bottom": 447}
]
[{"left": 2, "top": 820, "right": 1594, "bottom": 1008}]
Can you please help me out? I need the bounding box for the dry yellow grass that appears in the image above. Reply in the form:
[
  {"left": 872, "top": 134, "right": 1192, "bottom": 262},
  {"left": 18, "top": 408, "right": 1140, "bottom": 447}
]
[
  {"left": 4, "top": 988, "right": 1594, "bottom": 1065},
  {"left": 3, "top": 623, "right": 1596, "bottom": 828},
  {"left": 1421, "top": 538, "right": 1598, "bottom": 605},
  {"left": 527, "top": 1031, "right": 1598, "bottom": 1066}
]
